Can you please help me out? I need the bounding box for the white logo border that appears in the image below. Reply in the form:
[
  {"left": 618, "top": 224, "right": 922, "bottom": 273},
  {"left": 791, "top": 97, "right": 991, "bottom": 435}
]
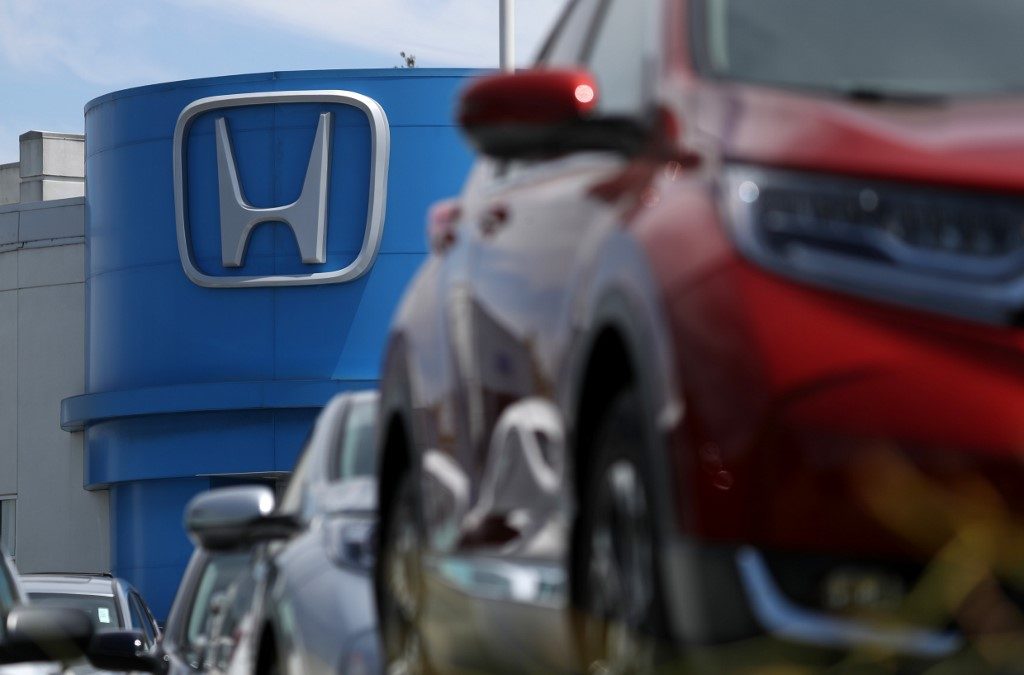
[{"left": 172, "top": 90, "right": 390, "bottom": 288}]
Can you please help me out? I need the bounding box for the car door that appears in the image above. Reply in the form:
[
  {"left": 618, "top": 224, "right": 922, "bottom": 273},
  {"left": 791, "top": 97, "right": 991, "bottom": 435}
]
[
  {"left": 460, "top": 0, "right": 656, "bottom": 567},
  {"left": 412, "top": 162, "right": 493, "bottom": 558},
  {"left": 258, "top": 436, "right": 321, "bottom": 675},
  {"left": 316, "top": 396, "right": 380, "bottom": 670},
  {"left": 163, "top": 551, "right": 253, "bottom": 675},
  {"left": 161, "top": 552, "right": 208, "bottom": 675},
  {"left": 128, "top": 591, "right": 157, "bottom": 650},
  {"left": 419, "top": 0, "right": 649, "bottom": 564},
  {"left": 266, "top": 395, "right": 378, "bottom": 675}
]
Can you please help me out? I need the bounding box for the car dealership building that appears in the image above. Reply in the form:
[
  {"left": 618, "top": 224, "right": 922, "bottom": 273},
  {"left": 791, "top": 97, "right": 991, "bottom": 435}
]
[{"left": 0, "top": 68, "right": 476, "bottom": 618}]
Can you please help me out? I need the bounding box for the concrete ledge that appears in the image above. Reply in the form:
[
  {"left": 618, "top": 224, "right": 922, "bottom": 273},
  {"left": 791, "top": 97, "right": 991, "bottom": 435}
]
[
  {"left": 0, "top": 198, "right": 86, "bottom": 250},
  {"left": 0, "top": 196, "right": 84, "bottom": 216},
  {"left": 18, "top": 131, "right": 85, "bottom": 142},
  {"left": 18, "top": 200, "right": 85, "bottom": 241},
  {"left": 60, "top": 378, "right": 376, "bottom": 431}
]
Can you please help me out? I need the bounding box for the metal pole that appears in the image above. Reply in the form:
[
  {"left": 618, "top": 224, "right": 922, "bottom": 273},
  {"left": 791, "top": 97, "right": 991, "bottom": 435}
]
[{"left": 499, "top": 0, "right": 515, "bottom": 72}]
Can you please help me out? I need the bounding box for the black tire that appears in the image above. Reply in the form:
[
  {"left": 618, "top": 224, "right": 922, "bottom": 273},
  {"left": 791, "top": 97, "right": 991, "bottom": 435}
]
[
  {"left": 377, "top": 470, "right": 429, "bottom": 675},
  {"left": 255, "top": 628, "right": 282, "bottom": 675},
  {"left": 572, "top": 388, "right": 671, "bottom": 674}
]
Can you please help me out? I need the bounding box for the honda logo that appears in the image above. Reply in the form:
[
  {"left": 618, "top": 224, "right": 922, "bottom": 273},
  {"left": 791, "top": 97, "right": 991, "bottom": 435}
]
[{"left": 173, "top": 91, "right": 390, "bottom": 288}]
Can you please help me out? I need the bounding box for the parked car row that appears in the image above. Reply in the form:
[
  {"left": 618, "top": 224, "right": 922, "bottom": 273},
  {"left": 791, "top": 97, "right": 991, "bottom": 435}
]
[
  {"left": 0, "top": 556, "right": 160, "bottom": 675},
  {"left": 0, "top": 391, "right": 380, "bottom": 675},
  {"left": 7, "top": 0, "right": 1024, "bottom": 672}
]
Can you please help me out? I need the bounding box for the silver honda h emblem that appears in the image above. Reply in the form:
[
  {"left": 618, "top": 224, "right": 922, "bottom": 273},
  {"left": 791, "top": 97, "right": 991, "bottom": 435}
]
[
  {"left": 216, "top": 113, "right": 331, "bottom": 268},
  {"left": 173, "top": 90, "right": 390, "bottom": 288}
]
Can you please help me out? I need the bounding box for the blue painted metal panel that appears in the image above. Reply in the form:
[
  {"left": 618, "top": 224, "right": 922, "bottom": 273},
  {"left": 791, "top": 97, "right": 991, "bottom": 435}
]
[
  {"left": 110, "top": 479, "right": 212, "bottom": 620},
  {"left": 75, "top": 68, "right": 478, "bottom": 618},
  {"left": 62, "top": 379, "right": 375, "bottom": 433}
]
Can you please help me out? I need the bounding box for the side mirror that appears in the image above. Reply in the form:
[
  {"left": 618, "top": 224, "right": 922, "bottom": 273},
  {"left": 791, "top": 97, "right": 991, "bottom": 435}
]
[
  {"left": 185, "top": 486, "right": 299, "bottom": 551},
  {"left": 1, "top": 606, "right": 93, "bottom": 664},
  {"left": 87, "top": 630, "right": 162, "bottom": 673},
  {"left": 458, "top": 69, "right": 649, "bottom": 159}
]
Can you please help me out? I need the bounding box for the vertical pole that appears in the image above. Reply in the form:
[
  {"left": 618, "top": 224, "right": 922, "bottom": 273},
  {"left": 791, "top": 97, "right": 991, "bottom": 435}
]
[{"left": 499, "top": 0, "right": 515, "bottom": 72}]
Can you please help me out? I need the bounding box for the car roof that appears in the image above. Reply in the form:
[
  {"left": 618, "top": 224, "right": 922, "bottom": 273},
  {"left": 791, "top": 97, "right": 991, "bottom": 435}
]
[{"left": 20, "top": 574, "right": 117, "bottom": 597}]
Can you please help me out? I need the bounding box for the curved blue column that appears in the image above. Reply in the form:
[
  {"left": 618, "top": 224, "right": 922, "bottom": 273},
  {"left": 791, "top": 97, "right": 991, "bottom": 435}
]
[{"left": 70, "top": 69, "right": 477, "bottom": 618}]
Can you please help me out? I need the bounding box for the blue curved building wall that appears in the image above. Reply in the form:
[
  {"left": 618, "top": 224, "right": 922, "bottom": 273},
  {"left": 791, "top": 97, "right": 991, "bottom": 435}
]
[{"left": 62, "top": 69, "right": 477, "bottom": 617}]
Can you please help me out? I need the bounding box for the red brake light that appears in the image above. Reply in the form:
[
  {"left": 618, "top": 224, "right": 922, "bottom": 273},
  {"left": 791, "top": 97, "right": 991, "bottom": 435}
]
[{"left": 458, "top": 69, "right": 599, "bottom": 130}]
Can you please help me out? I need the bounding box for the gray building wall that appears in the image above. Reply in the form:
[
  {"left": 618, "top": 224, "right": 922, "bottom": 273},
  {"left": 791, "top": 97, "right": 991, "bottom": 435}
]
[{"left": 0, "top": 131, "right": 108, "bottom": 573}]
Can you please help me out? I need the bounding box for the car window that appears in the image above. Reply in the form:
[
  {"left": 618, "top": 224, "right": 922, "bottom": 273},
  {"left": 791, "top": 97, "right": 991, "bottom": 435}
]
[
  {"left": 329, "top": 398, "right": 379, "bottom": 481},
  {"left": 278, "top": 435, "right": 317, "bottom": 518},
  {"left": 586, "top": 0, "right": 652, "bottom": 116},
  {"left": 0, "top": 560, "right": 16, "bottom": 629},
  {"left": 129, "top": 593, "right": 155, "bottom": 647},
  {"left": 143, "top": 598, "right": 161, "bottom": 638},
  {"left": 184, "top": 552, "right": 251, "bottom": 664},
  {"left": 30, "top": 593, "right": 122, "bottom": 631},
  {"left": 698, "top": 0, "right": 1024, "bottom": 98},
  {"left": 539, "top": 0, "right": 604, "bottom": 67},
  {"left": 204, "top": 566, "right": 257, "bottom": 672}
]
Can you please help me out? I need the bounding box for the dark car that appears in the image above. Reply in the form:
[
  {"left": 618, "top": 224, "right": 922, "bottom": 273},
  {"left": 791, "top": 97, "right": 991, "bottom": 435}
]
[
  {"left": 20, "top": 575, "right": 160, "bottom": 650},
  {"left": 0, "top": 556, "right": 104, "bottom": 674},
  {"left": 93, "top": 392, "right": 379, "bottom": 675},
  {"left": 0, "top": 555, "right": 59, "bottom": 675},
  {"left": 375, "top": 0, "right": 1024, "bottom": 672},
  {"left": 182, "top": 391, "right": 381, "bottom": 675}
]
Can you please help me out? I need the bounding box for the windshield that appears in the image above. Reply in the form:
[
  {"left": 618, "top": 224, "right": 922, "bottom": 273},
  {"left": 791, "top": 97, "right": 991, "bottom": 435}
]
[
  {"left": 29, "top": 593, "right": 122, "bottom": 631},
  {"left": 335, "top": 398, "right": 378, "bottom": 480},
  {"left": 700, "top": 0, "right": 1024, "bottom": 97}
]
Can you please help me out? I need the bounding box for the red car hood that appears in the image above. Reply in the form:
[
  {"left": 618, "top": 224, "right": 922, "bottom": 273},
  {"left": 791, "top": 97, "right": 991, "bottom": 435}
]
[{"left": 693, "top": 82, "right": 1024, "bottom": 192}]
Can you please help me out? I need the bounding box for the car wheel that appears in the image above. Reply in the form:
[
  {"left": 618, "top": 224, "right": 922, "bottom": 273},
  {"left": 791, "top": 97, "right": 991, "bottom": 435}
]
[
  {"left": 574, "top": 388, "right": 668, "bottom": 675},
  {"left": 379, "top": 470, "right": 428, "bottom": 675},
  {"left": 256, "top": 629, "right": 283, "bottom": 675}
]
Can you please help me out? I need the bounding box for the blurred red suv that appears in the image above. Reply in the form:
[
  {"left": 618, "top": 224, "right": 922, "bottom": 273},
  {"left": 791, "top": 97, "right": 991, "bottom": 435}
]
[{"left": 375, "top": 0, "right": 1024, "bottom": 671}]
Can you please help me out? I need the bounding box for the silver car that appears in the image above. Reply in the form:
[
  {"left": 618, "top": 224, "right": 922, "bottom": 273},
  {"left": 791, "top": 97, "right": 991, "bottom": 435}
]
[
  {"left": 19, "top": 575, "right": 160, "bottom": 655},
  {"left": 186, "top": 391, "right": 381, "bottom": 675},
  {"left": 0, "top": 559, "right": 97, "bottom": 674}
]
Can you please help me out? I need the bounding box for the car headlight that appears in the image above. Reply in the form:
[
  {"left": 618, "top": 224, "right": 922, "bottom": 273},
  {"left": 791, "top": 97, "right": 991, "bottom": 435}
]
[{"left": 722, "top": 165, "right": 1024, "bottom": 324}]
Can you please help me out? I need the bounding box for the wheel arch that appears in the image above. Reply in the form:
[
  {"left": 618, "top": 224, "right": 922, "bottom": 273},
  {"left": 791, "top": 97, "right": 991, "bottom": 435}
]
[
  {"left": 254, "top": 619, "right": 280, "bottom": 675},
  {"left": 374, "top": 332, "right": 418, "bottom": 616},
  {"left": 567, "top": 250, "right": 685, "bottom": 542},
  {"left": 376, "top": 333, "right": 417, "bottom": 483}
]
